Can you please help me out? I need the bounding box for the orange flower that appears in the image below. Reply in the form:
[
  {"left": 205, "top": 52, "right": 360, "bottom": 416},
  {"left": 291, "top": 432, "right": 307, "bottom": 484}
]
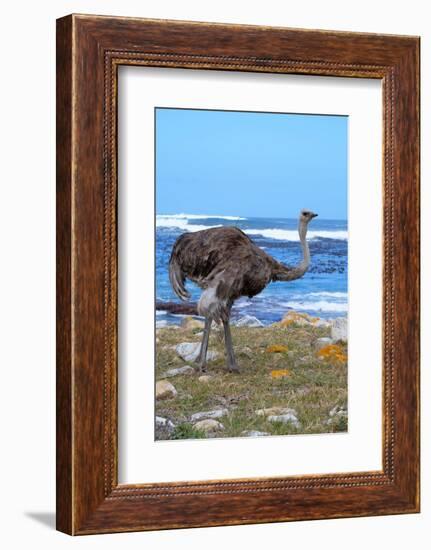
[
  {"left": 266, "top": 344, "right": 289, "bottom": 353},
  {"left": 316, "top": 344, "right": 347, "bottom": 365}
]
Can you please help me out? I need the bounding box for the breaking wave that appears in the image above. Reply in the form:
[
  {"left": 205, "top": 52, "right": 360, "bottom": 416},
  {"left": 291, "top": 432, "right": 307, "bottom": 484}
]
[
  {"left": 156, "top": 214, "right": 248, "bottom": 233},
  {"left": 245, "top": 228, "right": 347, "bottom": 241},
  {"left": 157, "top": 213, "right": 246, "bottom": 221},
  {"left": 282, "top": 300, "right": 348, "bottom": 313}
]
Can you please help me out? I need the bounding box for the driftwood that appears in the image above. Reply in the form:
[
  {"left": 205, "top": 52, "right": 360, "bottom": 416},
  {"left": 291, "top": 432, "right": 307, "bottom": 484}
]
[{"left": 156, "top": 300, "right": 198, "bottom": 315}]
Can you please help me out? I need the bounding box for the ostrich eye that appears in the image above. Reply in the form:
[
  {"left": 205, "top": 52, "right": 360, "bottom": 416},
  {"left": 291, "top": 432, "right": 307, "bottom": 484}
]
[{"left": 303, "top": 211, "right": 310, "bottom": 216}]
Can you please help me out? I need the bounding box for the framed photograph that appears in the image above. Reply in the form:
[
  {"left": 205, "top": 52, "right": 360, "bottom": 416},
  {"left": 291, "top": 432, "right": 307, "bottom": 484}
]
[{"left": 56, "top": 14, "right": 420, "bottom": 534}]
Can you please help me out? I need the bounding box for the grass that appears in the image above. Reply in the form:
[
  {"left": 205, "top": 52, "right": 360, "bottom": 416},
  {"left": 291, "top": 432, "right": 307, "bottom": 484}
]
[{"left": 155, "top": 320, "right": 348, "bottom": 440}]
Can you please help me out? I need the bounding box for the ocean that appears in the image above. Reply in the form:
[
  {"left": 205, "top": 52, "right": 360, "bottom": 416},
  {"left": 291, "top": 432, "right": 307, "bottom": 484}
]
[{"left": 156, "top": 214, "right": 347, "bottom": 326}]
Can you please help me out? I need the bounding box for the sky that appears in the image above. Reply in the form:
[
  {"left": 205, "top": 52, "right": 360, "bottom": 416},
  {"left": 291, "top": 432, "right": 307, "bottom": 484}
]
[{"left": 155, "top": 108, "right": 348, "bottom": 220}]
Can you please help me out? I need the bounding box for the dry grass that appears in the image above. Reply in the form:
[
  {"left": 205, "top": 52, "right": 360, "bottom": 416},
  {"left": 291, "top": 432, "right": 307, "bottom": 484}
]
[{"left": 155, "top": 321, "right": 348, "bottom": 440}]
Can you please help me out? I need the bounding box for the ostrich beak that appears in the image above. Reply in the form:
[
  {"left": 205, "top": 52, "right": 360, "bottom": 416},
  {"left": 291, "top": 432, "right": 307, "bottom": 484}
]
[{"left": 311, "top": 212, "right": 318, "bottom": 218}]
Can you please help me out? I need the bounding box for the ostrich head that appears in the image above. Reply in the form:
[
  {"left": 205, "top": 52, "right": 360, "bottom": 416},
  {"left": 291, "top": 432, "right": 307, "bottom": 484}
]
[
  {"left": 298, "top": 209, "right": 318, "bottom": 241},
  {"left": 300, "top": 209, "right": 318, "bottom": 223}
]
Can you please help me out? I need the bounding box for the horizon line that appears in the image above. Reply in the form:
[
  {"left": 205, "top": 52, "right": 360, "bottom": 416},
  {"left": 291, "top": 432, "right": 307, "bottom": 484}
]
[{"left": 156, "top": 212, "right": 348, "bottom": 222}]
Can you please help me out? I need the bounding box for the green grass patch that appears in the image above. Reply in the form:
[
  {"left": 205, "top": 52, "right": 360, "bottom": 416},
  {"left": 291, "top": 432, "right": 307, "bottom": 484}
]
[{"left": 155, "top": 322, "right": 347, "bottom": 440}]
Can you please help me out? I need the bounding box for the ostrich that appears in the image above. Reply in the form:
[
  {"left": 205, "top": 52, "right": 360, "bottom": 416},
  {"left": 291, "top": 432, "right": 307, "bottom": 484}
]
[{"left": 169, "top": 209, "right": 318, "bottom": 373}]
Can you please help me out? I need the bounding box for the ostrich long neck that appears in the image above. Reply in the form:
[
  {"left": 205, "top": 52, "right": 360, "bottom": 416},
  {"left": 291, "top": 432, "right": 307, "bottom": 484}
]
[{"left": 272, "top": 220, "right": 310, "bottom": 281}]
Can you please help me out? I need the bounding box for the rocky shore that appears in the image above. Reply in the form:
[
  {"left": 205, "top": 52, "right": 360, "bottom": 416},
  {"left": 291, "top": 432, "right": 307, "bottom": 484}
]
[{"left": 155, "top": 311, "right": 348, "bottom": 441}]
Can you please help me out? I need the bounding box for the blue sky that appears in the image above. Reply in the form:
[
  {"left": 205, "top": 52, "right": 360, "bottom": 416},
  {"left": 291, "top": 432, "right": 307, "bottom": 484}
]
[{"left": 155, "top": 108, "right": 347, "bottom": 220}]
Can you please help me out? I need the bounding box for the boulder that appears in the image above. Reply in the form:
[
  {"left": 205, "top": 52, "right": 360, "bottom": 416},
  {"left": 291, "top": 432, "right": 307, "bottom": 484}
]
[
  {"left": 198, "top": 375, "right": 213, "bottom": 383},
  {"left": 155, "top": 416, "right": 175, "bottom": 429},
  {"left": 331, "top": 317, "right": 348, "bottom": 341},
  {"left": 314, "top": 319, "right": 331, "bottom": 328},
  {"left": 176, "top": 342, "right": 219, "bottom": 363},
  {"left": 326, "top": 405, "right": 348, "bottom": 427},
  {"left": 279, "top": 311, "right": 316, "bottom": 327},
  {"left": 315, "top": 337, "right": 333, "bottom": 350},
  {"left": 329, "top": 404, "right": 348, "bottom": 418},
  {"left": 181, "top": 316, "right": 205, "bottom": 330},
  {"left": 155, "top": 380, "right": 177, "bottom": 400},
  {"left": 190, "top": 409, "right": 229, "bottom": 422},
  {"left": 193, "top": 419, "right": 224, "bottom": 433},
  {"left": 268, "top": 413, "right": 300, "bottom": 428},
  {"left": 164, "top": 365, "right": 195, "bottom": 377},
  {"left": 255, "top": 406, "right": 297, "bottom": 417},
  {"left": 235, "top": 315, "right": 264, "bottom": 328}
]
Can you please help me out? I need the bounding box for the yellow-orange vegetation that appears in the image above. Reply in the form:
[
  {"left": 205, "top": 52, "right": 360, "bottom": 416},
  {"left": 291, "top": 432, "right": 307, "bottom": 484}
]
[
  {"left": 316, "top": 344, "right": 347, "bottom": 365},
  {"left": 278, "top": 311, "right": 319, "bottom": 327},
  {"left": 271, "top": 369, "right": 291, "bottom": 379},
  {"left": 266, "top": 344, "right": 289, "bottom": 353}
]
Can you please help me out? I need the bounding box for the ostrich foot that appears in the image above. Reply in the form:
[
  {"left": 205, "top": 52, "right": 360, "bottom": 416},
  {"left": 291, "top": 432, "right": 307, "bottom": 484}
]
[{"left": 227, "top": 362, "right": 240, "bottom": 374}]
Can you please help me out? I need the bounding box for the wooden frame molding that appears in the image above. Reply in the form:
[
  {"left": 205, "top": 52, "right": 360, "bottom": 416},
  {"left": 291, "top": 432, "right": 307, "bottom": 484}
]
[{"left": 56, "top": 14, "right": 420, "bottom": 535}]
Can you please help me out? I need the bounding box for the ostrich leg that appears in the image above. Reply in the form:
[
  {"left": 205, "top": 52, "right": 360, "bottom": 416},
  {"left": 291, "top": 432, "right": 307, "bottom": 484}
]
[
  {"left": 223, "top": 319, "right": 239, "bottom": 373},
  {"left": 196, "top": 316, "right": 212, "bottom": 372}
]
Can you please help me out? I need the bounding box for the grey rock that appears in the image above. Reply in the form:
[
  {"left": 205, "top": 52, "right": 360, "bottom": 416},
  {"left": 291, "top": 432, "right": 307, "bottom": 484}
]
[
  {"left": 315, "top": 337, "right": 333, "bottom": 350},
  {"left": 176, "top": 342, "right": 219, "bottom": 363},
  {"left": 190, "top": 409, "right": 229, "bottom": 422},
  {"left": 235, "top": 315, "right": 264, "bottom": 328},
  {"left": 180, "top": 317, "right": 205, "bottom": 330},
  {"left": 155, "top": 416, "right": 175, "bottom": 429},
  {"left": 164, "top": 365, "right": 195, "bottom": 377},
  {"left": 155, "top": 380, "right": 177, "bottom": 400},
  {"left": 255, "top": 406, "right": 297, "bottom": 417},
  {"left": 314, "top": 319, "right": 331, "bottom": 328},
  {"left": 268, "top": 413, "right": 300, "bottom": 428},
  {"left": 331, "top": 317, "right": 348, "bottom": 341},
  {"left": 329, "top": 405, "right": 348, "bottom": 418},
  {"left": 193, "top": 419, "right": 224, "bottom": 433},
  {"left": 198, "top": 375, "right": 213, "bottom": 383}
]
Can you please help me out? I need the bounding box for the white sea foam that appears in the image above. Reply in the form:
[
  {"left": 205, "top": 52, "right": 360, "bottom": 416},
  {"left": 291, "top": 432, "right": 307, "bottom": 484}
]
[
  {"left": 235, "top": 298, "right": 252, "bottom": 309},
  {"left": 307, "top": 291, "right": 348, "bottom": 298},
  {"left": 156, "top": 214, "right": 346, "bottom": 240},
  {"left": 282, "top": 300, "right": 348, "bottom": 313},
  {"left": 245, "top": 228, "right": 348, "bottom": 241},
  {"left": 289, "top": 291, "right": 348, "bottom": 300},
  {"left": 157, "top": 213, "right": 246, "bottom": 221},
  {"left": 156, "top": 216, "right": 222, "bottom": 232}
]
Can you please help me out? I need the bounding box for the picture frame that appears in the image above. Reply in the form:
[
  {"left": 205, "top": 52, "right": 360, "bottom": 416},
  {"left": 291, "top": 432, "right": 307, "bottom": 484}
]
[{"left": 56, "top": 14, "right": 420, "bottom": 535}]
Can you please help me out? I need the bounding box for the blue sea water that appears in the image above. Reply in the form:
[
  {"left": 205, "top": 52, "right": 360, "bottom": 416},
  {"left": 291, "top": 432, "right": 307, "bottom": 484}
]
[{"left": 156, "top": 214, "right": 347, "bottom": 326}]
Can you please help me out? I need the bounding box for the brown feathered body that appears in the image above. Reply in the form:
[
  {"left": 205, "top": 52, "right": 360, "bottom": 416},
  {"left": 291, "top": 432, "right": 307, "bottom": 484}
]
[{"left": 169, "top": 226, "right": 297, "bottom": 323}]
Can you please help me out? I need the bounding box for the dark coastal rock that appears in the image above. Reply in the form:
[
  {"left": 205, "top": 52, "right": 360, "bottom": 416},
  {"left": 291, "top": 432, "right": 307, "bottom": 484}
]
[{"left": 156, "top": 300, "right": 198, "bottom": 315}]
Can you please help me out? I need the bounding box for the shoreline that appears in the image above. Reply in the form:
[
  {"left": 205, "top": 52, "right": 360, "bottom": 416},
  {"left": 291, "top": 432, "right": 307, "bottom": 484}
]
[{"left": 156, "top": 307, "right": 348, "bottom": 330}]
